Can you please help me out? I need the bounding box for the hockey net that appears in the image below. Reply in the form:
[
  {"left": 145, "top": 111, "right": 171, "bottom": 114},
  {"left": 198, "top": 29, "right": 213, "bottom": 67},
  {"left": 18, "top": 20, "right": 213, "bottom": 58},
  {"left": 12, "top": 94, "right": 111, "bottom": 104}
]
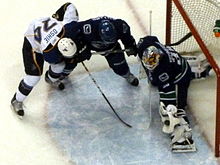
[{"left": 166, "top": 0, "right": 220, "bottom": 157}]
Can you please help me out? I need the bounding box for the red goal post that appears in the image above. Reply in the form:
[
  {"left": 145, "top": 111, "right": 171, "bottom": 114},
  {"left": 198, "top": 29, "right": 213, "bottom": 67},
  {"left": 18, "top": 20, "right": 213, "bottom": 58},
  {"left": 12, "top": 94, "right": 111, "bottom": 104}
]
[{"left": 166, "top": 0, "right": 220, "bottom": 157}]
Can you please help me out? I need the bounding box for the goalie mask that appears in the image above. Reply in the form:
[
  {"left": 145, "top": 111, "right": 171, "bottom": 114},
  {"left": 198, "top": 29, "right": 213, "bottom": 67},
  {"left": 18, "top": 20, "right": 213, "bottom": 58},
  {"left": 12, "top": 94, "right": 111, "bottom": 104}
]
[
  {"left": 142, "top": 46, "right": 161, "bottom": 70},
  {"left": 99, "top": 20, "right": 117, "bottom": 44},
  {"left": 58, "top": 38, "right": 77, "bottom": 58}
]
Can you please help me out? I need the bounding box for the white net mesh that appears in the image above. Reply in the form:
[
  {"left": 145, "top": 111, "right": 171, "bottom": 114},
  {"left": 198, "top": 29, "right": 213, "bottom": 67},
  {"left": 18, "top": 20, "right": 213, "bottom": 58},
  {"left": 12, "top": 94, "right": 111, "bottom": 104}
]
[
  {"left": 170, "top": 0, "right": 220, "bottom": 56},
  {"left": 169, "top": 0, "right": 220, "bottom": 155}
]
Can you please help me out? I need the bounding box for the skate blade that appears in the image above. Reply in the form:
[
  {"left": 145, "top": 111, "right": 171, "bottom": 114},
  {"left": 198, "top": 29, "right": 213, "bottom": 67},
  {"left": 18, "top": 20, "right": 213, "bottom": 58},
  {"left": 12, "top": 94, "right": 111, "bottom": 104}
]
[
  {"left": 172, "top": 143, "right": 196, "bottom": 153},
  {"left": 17, "top": 115, "right": 24, "bottom": 120},
  {"left": 10, "top": 105, "right": 24, "bottom": 120}
]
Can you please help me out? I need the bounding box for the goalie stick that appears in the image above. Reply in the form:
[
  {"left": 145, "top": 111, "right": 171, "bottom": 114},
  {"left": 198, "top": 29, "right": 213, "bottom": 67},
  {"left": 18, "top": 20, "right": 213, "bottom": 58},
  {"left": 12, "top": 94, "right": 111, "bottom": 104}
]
[
  {"left": 81, "top": 62, "right": 132, "bottom": 128},
  {"left": 92, "top": 33, "right": 192, "bottom": 56}
]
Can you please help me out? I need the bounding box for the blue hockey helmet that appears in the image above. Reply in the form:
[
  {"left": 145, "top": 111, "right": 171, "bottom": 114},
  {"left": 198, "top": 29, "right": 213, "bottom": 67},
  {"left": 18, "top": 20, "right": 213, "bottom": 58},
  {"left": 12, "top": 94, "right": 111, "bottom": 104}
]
[{"left": 99, "top": 20, "right": 117, "bottom": 44}]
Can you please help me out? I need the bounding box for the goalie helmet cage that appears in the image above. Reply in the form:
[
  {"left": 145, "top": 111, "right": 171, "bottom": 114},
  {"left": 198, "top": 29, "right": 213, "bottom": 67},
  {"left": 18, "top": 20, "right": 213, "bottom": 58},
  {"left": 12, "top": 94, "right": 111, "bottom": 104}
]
[{"left": 165, "top": 0, "right": 220, "bottom": 157}]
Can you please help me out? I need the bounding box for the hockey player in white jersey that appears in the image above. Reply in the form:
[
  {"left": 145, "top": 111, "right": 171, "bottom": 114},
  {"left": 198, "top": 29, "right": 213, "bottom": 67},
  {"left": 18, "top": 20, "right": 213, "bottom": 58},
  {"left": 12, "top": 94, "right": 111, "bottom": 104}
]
[
  {"left": 137, "top": 35, "right": 196, "bottom": 152},
  {"left": 11, "top": 3, "right": 91, "bottom": 119}
]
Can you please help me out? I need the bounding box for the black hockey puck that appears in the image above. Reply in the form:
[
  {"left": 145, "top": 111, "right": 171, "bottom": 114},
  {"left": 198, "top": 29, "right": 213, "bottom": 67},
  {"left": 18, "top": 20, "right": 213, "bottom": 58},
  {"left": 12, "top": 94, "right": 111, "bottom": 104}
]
[{"left": 58, "top": 83, "right": 65, "bottom": 90}]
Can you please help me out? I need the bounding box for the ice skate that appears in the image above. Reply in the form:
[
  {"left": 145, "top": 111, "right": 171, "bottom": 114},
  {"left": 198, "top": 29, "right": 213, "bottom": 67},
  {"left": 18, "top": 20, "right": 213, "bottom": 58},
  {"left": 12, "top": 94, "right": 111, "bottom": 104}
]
[
  {"left": 171, "top": 124, "right": 196, "bottom": 153},
  {"left": 45, "top": 71, "right": 65, "bottom": 90},
  {"left": 124, "top": 72, "right": 139, "bottom": 86},
  {"left": 11, "top": 95, "right": 24, "bottom": 119},
  {"left": 59, "top": 74, "right": 69, "bottom": 81}
]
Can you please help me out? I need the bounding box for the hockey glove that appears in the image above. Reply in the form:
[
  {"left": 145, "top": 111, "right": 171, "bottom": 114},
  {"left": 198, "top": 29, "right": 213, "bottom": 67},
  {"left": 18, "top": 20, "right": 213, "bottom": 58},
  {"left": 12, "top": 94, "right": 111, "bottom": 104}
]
[
  {"left": 73, "top": 50, "right": 92, "bottom": 63},
  {"left": 52, "top": 3, "right": 71, "bottom": 21},
  {"left": 126, "top": 47, "right": 137, "bottom": 56}
]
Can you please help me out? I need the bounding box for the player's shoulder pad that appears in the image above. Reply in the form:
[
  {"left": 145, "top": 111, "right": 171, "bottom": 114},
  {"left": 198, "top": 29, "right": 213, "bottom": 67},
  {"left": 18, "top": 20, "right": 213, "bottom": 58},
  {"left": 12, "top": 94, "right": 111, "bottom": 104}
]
[
  {"left": 114, "top": 19, "right": 130, "bottom": 34},
  {"left": 91, "top": 16, "right": 114, "bottom": 21}
]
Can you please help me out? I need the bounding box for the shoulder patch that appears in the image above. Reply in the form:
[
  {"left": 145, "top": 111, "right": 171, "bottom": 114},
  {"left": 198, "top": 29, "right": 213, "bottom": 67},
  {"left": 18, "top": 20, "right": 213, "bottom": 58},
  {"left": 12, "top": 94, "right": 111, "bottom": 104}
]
[
  {"left": 83, "top": 24, "right": 91, "bottom": 34},
  {"left": 159, "top": 73, "right": 169, "bottom": 82}
]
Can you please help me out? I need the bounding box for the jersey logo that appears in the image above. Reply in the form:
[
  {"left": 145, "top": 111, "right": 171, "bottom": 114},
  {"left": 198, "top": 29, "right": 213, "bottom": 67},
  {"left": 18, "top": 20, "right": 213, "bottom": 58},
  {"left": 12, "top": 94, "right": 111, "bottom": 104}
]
[
  {"left": 83, "top": 24, "right": 91, "bottom": 34},
  {"left": 159, "top": 73, "right": 169, "bottom": 82}
]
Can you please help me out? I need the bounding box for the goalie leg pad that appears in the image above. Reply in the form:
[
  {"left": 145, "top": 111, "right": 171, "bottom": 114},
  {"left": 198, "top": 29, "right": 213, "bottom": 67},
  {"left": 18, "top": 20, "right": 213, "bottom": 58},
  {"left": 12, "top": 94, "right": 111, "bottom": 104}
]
[
  {"left": 159, "top": 102, "right": 196, "bottom": 152},
  {"left": 159, "top": 102, "right": 181, "bottom": 134},
  {"left": 170, "top": 119, "right": 196, "bottom": 152},
  {"left": 171, "top": 117, "right": 196, "bottom": 152}
]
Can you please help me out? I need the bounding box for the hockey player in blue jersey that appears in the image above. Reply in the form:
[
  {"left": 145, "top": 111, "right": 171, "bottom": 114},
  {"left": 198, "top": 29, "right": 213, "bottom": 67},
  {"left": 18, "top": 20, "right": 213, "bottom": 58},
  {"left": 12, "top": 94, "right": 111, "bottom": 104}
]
[
  {"left": 137, "top": 35, "right": 196, "bottom": 152},
  {"left": 10, "top": 3, "right": 91, "bottom": 118},
  {"left": 62, "top": 16, "right": 139, "bottom": 86}
]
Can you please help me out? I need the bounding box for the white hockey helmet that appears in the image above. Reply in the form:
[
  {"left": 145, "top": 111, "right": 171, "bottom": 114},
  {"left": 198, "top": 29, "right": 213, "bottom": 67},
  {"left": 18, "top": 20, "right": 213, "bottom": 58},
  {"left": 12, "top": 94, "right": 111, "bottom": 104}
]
[
  {"left": 58, "top": 38, "right": 77, "bottom": 58},
  {"left": 142, "top": 46, "right": 161, "bottom": 71}
]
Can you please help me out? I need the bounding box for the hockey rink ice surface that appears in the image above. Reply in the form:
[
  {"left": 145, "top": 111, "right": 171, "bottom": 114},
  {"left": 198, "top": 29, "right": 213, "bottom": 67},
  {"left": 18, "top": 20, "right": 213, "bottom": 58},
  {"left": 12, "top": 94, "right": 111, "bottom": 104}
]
[
  {"left": 45, "top": 64, "right": 219, "bottom": 165},
  {"left": 1, "top": 0, "right": 220, "bottom": 165}
]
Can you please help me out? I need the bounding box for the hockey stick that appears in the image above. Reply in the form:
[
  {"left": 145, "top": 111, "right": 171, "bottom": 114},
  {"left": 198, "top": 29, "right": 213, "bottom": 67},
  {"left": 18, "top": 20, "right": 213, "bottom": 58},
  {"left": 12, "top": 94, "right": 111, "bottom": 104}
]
[
  {"left": 91, "top": 49, "right": 130, "bottom": 55},
  {"left": 166, "top": 32, "right": 192, "bottom": 46},
  {"left": 81, "top": 62, "right": 132, "bottom": 128}
]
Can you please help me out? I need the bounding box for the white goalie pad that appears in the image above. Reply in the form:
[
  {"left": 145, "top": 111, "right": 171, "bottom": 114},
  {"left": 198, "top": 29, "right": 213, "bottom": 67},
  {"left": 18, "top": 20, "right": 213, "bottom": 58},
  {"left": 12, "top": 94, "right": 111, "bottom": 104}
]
[
  {"left": 183, "top": 52, "right": 210, "bottom": 78},
  {"left": 171, "top": 122, "right": 191, "bottom": 144},
  {"left": 171, "top": 124, "right": 196, "bottom": 153},
  {"left": 159, "top": 102, "right": 181, "bottom": 134},
  {"left": 159, "top": 102, "right": 196, "bottom": 152}
]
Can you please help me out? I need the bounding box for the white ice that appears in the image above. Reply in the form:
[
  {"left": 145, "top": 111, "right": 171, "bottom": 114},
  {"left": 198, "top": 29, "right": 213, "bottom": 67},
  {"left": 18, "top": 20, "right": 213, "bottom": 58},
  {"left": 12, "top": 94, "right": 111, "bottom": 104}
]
[{"left": 0, "top": 0, "right": 219, "bottom": 165}]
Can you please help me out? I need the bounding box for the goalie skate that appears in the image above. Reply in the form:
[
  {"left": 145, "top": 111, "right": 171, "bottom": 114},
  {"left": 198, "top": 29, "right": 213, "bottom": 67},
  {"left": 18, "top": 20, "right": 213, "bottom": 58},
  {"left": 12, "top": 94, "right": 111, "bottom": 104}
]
[{"left": 171, "top": 124, "right": 196, "bottom": 153}]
